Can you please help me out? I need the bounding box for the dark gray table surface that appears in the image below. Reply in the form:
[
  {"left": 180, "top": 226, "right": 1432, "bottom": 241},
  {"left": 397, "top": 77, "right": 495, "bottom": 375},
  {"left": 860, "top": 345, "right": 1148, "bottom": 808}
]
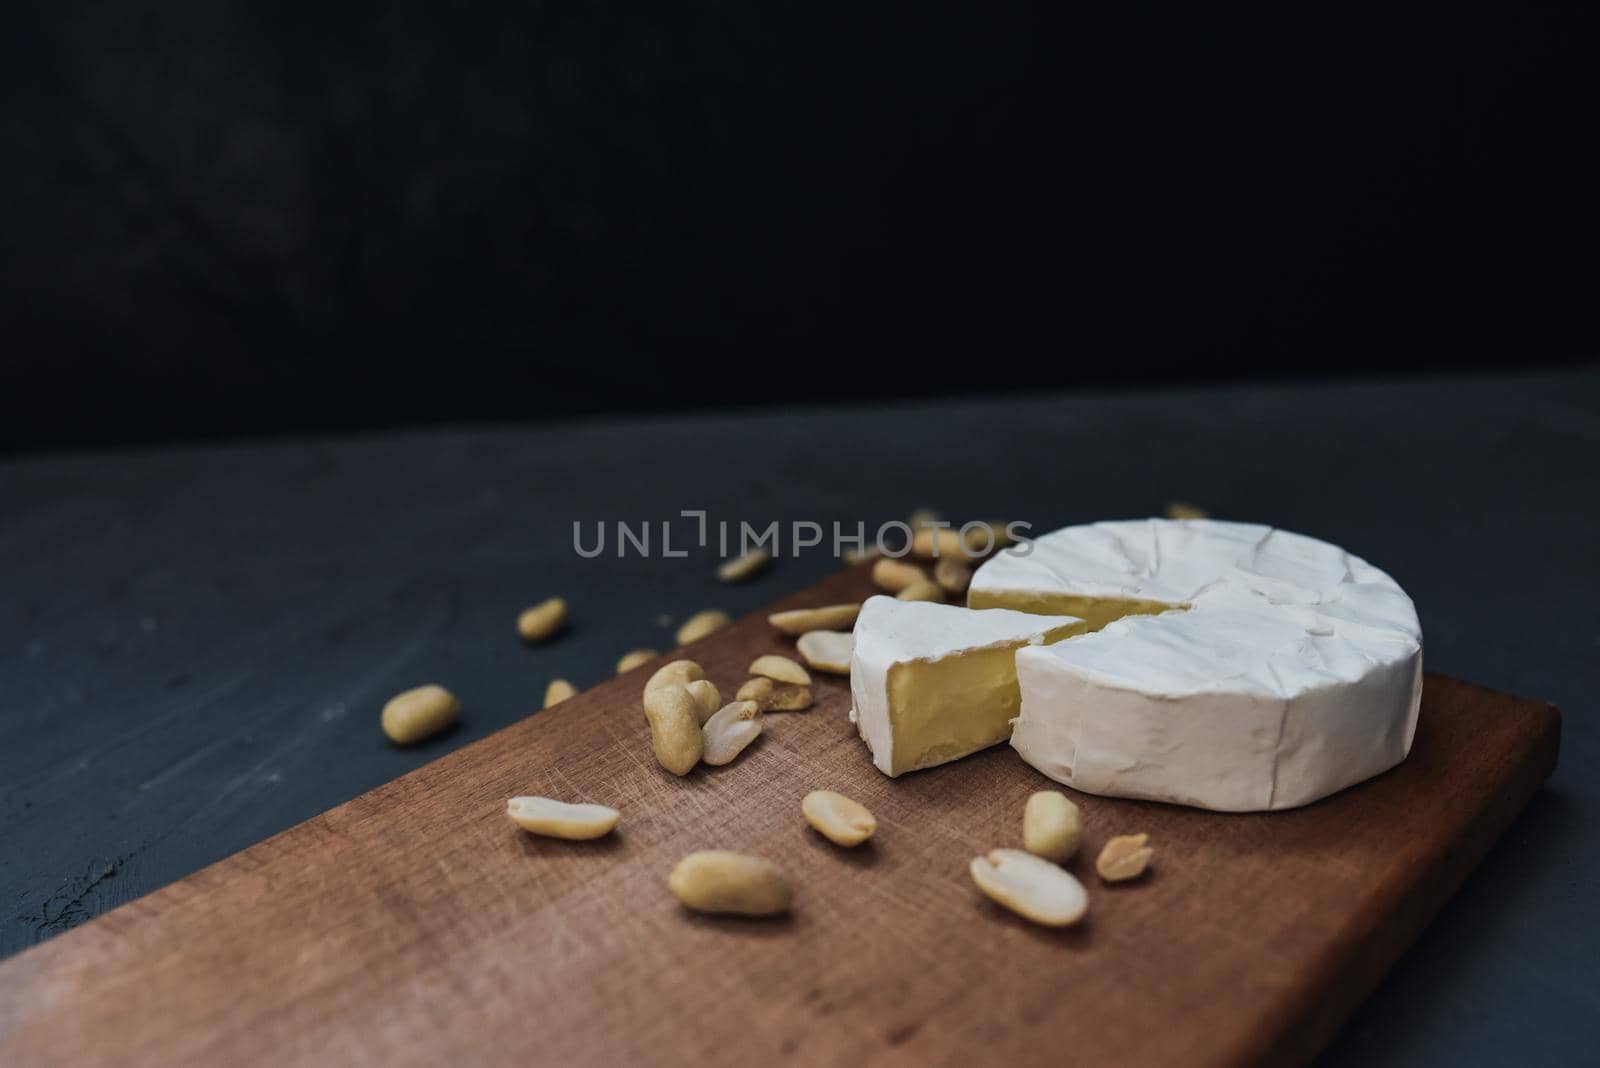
[{"left": 3, "top": 367, "right": 1598, "bottom": 1064}]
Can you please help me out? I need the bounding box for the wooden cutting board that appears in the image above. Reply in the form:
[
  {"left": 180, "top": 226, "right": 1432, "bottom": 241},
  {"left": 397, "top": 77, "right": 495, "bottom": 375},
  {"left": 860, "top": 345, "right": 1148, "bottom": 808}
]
[{"left": 0, "top": 564, "right": 1560, "bottom": 1067}]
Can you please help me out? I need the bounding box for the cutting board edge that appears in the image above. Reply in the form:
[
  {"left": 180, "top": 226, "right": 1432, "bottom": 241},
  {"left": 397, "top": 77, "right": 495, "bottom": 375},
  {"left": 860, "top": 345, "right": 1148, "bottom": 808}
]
[{"left": 1254, "top": 688, "right": 1560, "bottom": 1067}]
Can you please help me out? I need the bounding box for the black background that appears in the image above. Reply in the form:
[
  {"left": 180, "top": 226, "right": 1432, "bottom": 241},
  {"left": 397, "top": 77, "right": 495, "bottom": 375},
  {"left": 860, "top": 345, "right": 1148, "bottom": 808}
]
[{"left": 3, "top": 2, "right": 1597, "bottom": 455}]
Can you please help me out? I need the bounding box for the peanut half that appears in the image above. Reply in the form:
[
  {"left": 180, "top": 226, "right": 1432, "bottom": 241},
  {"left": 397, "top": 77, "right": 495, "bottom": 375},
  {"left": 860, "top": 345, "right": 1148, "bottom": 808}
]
[
  {"left": 645, "top": 659, "right": 704, "bottom": 695},
  {"left": 969, "top": 849, "right": 1088, "bottom": 927},
  {"left": 516, "top": 597, "right": 568, "bottom": 643},
  {"left": 616, "top": 649, "right": 660, "bottom": 675},
  {"left": 911, "top": 526, "right": 966, "bottom": 559},
  {"left": 749, "top": 654, "right": 811, "bottom": 686},
  {"left": 676, "top": 609, "right": 731, "bottom": 646},
  {"left": 1097, "top": 834, "right": 1154, "bottom": 882},
  {"left": 381, "top": 684, "right": 459, "bottom": 745},
  {"left": 796, "top": 630, "right": 853, "bottom": 675},
  {"left": 872, "top": 557, "right": 928, "bottom": 593},
  {"left": 934, "top": 555, "right": 972, "bottom": 596},
  {"left": 702, "top": 701, "right": 763, "bottom": 766},
  {"left": 736, "top": 676, "right": 813, "bottom": 712},
  {"left": 895, "top": 578, "right": 945, "bottom": 602},
  {"left": 544, "top": 678, "right": 577, "bottom": 708},
  {"left": 684, "top": 679, "right": 722, "bottom": 725},
  {"left": 769, "top": 603, "right": 861, "bottom": 636},
  {"left": 643, "top": 683, "right": 703, "bottom": 775},
  {"left": 506, "top": 797, "right": 619, "bottom": 840},
  {"left": 669, "top": 850, "right": 792, "bottom": 916},
  {"left": 962, "top": 520, "right": 1017, "bottom": 553},
  {"left": 1022, "top": 791, "right": 1082, "bottom": 863},
  {"left": 644, "top": 660, "right": 712, "bottom": 723},
  {"left": 802, "top": 790, "right": 876, "bottom": 847},
  {"left": 717, "top": 547, "right": 770, "bottom": 583},
  {"left": 1165, "top": 502, "right": 1209, "bottom": 520}
]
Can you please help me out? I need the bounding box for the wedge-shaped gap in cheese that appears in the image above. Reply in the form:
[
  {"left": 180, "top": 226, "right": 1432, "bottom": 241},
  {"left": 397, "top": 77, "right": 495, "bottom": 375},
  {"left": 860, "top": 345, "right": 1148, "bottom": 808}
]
[{"left": 965, "top": 589, "right": 1183, "bottom": 631}]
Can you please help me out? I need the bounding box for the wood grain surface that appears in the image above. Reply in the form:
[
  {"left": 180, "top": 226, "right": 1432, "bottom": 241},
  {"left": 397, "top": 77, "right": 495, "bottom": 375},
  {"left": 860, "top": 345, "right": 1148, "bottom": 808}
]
[{"left": 0, "top": 564, "right": 1561, "bottom": 1067}]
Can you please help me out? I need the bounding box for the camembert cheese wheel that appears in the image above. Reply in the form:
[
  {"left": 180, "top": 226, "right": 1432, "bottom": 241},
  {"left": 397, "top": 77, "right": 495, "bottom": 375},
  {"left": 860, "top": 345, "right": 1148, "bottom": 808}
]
[{"left": 971, "top": 518, "right": 1423, "bottom": 811}]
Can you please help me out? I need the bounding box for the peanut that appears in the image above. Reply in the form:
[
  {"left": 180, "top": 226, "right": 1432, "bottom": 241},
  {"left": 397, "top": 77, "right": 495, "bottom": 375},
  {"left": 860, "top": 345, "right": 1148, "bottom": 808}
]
[
  {"left": 1096, "top": 834, "right": 1154, "bottom": 882},
  {"left": 801, "top": 790, "right": 876, "bottom": 847},
  {"left": 676, "top": 609, "right": 731, "bottom": 646},
  {"left": 643, "top": 674, "right": 713, "bottom": 716},
  {"left": 934, "top": 555, "right": 972, "bottom": 596},
  {"left": 684, "top": 679, "right": 722, "bottom": 725},
  {"left": 962, "top": 520, "right": 1017, "bottom": 553},
  {"left": 516, "top": 597, "right": 568, "bottom": 643},
  {"left": 1022, "top": 791, "right": 1082, "bottom": 862},
  {"left": 702, "top": 701, "right": 763, "bottom": 766},
  {"left": 736, "top": 676, "right": 813, "bottom": 712},
  {"left": 895, "top": 578, "right": 944, "bottom": 602},
  {"left": 381, "top": 684, "right": 459, "bottom": 745},
  {"left": 872, "top": 557, "right": 928, "bottom": 593},
  {"left": 643, "top": 684, "right": 703, "bottom": 775},
  {"left": 768, "top": 603, "right": 860, "bottom": 636},
  {"left": 506, "top": 797, "right": 619, "bottom": 840},
  {"left": 668, "top": 851, "right": 792, "bottom": 916},
  {"left": 645, "top": 659, "right": 704, "bottom": 695},
  {"left": 911, "top": 526, "right": 966, "bottom": 559},
  {"left": 544, "top": 678, "right": 577, "bottom": 708},
  {"left": 749, "top": 654, "right": 811, "bottom": 686},
  {"left": 644, "top": 660, "right": 710, "bottom": 722},
  {"left": 1165, "top": 502, "right": 1209, "bottom": 520},
  {"left": 717, "top": 547, "right": 770, "bottom": 583},
  {"left": 616, "top": 648, "right": 660, "bottom": 675},
  {"left": 795, "top": 630, "right": 853, "bottom": 675},
  {"left": 969, "top": 849, "right": 1088, "bottom": 927},
  {"left": 843, "top": 545, "right": 882, "bottom": 565}
]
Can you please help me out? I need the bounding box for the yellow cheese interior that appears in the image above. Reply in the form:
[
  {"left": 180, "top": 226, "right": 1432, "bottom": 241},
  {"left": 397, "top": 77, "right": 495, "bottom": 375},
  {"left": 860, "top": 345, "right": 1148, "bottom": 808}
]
[{"left": 884, "top": 619, "right": 1088, "bottom": 775}]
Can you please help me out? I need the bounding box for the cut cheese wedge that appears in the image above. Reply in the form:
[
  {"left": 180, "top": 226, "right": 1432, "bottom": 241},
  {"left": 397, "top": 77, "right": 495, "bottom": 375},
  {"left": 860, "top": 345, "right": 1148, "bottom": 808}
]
[
  {"left": 849, "top": 596, "right": 1088, "bottom": 776},
  {"left": 972, "top": 518, "right": 1424, "bottom": 811}
]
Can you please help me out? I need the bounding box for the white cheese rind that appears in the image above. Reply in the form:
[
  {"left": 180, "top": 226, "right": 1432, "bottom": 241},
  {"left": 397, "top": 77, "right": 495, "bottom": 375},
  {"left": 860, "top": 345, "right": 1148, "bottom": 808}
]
[
  {"left": 850, "top": 596, "right": 1084, "bottom": 777},
  {"left": 977, "top": 519, "right": 1423, "bottom": 811}
]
